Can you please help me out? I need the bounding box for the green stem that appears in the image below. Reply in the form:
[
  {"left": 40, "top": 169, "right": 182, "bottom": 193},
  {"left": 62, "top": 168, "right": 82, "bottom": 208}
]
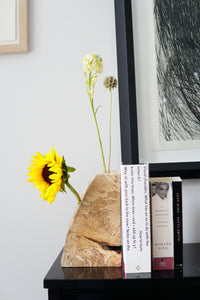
[
  {"left": 108, "top": 89, "right": 112, "bottom": 173},
  {"left": 66, "top": 182, "right": 81, "bottom": 204},
  {"left": 90, "top": 97, "right": 107, "bottom": 173}
]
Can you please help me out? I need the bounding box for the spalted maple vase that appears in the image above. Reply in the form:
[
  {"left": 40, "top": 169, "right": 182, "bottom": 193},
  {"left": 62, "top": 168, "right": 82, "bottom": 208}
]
[{"left": 61, "top": 171, "right": 121, "bottom": 267}]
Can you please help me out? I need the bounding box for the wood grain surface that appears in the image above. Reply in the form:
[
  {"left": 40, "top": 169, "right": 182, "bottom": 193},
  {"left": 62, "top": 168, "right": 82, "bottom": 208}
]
[{"left": 61, "top": 171, "right": 121, "bottom": 267}]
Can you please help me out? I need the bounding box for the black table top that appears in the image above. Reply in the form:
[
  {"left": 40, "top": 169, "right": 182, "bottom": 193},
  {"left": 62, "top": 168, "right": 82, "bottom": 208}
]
[{"left": 44, "top": 243, "right": 200, "bottom": 291}]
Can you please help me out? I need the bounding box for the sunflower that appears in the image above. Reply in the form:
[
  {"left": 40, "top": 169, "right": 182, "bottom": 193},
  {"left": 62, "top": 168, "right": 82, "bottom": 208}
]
[{"left": 27, "top": 147, "right": 81, "bottom": 204}]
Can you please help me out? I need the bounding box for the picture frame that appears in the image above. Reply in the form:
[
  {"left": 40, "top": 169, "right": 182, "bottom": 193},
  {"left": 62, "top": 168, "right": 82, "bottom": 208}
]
[
  {"left": 0, "top": 0, "right": 28, "bottom": 54},
  {"left": 114, "top": 0, "right": 200, "bottom": 179}
]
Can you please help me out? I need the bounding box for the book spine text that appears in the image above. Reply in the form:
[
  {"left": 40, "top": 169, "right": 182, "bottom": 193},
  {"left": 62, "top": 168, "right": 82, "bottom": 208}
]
[
  {"left": 150, "top": 180, "right": 174, "bottom": 270},
  {"left": 121, "top": 164, "right": 151, "bottom": 274}
]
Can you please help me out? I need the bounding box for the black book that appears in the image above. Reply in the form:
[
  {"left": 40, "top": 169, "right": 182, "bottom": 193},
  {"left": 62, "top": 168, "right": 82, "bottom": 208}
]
[{"left": 172, "top": 177, "right": 183, "bottom": 269}]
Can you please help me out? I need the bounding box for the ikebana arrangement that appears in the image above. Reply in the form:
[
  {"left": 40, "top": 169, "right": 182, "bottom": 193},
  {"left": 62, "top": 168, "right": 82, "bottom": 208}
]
[
  {"left": 27, "top": 52, "right": 117, "bottom": 205},
  {"left": 27, "top": 53, "right": 121, "bottom": 267}
]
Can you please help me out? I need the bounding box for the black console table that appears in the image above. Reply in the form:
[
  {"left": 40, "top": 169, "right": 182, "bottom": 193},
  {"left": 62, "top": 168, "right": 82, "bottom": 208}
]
[{"left": 44, "top": 243, "right": 200, "bottom": 299}]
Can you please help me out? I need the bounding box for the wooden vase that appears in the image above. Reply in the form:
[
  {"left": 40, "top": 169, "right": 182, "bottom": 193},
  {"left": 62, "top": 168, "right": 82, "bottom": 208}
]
[{"left": 61, "top": 171, "right": 121, "bottom": 267}]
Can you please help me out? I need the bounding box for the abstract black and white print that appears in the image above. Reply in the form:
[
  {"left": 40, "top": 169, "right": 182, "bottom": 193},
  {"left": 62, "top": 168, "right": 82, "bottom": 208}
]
[{"left": 154, "top": 0, "right": 200, "bottom": 142}]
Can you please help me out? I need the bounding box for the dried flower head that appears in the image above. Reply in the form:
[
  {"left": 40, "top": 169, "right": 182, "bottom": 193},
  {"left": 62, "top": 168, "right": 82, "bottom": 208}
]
[{"left": 104, "top": 76, "right": 117, "bottom": 90}]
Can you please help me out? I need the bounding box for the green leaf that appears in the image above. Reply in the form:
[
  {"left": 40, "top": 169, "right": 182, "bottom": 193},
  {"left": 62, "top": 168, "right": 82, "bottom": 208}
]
[
  {"left": 95, "top": 105, "right": 102, "bottom": 116},
  {"left": 62, "top": 156, "right": 67, "bottom": 168},
  {"left": 60, "top": 180, "right": 66, "bottom": 193},
  {"left": 67, "top": 166, "right": 76, "bottom": 173}
]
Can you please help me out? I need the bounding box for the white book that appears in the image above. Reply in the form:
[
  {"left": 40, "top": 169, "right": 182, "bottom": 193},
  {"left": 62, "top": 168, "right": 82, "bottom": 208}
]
[{"left": 121, "top": 164, "right": 151, "bottom": 275}]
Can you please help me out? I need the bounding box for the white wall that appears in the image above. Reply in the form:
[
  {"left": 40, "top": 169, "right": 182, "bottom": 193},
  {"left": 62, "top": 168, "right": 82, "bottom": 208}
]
[
  {"left": 0, "top": 1, "right": 200, "bottom": 300},
  {"left": 0, "top": 1, "right": 121, "bottom": 299}
]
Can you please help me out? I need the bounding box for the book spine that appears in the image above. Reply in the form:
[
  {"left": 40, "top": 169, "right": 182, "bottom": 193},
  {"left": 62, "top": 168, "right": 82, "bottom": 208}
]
[
  {"left": 173, "top": 180, "right": 183, "bottom": 269},
  {"left": 150, "top": 180, "right": 174, "bottom": 270},
  {"left": 121, "top": 164, "right": 151, "bottom": 274}
]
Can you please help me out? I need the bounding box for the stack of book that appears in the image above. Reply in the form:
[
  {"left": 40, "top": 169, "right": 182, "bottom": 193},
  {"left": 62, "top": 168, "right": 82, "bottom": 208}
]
[{"left": 121, "top": 164, "right": 183, "bottom": 276}]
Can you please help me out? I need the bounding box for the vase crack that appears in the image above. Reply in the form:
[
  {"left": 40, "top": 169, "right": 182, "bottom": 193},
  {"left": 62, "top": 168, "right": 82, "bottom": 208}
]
[{"left": 82, "top": 235, "right": 121, "bottom": 254}]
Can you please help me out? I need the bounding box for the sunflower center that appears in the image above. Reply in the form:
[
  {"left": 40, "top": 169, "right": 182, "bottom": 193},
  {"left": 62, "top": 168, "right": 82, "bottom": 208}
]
[{"left": 42, "top": 165, "right": 55, "bottom": 185}]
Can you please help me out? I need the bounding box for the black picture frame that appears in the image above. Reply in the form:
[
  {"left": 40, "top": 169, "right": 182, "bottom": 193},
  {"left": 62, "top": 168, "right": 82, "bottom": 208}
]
[{"left": 114, "top": 0, "right": 200, "bottom": 179}]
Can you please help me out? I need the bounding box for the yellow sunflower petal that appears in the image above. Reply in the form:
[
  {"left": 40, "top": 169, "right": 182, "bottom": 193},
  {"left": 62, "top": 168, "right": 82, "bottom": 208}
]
[{"left": 27, "top": 148, "right": 63, "bottom": 204}]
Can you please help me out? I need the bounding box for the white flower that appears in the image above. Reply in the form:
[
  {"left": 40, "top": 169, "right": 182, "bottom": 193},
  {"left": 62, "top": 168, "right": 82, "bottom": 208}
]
[{"left": 82, "top": 52, "right": 103, "bottom": 74}]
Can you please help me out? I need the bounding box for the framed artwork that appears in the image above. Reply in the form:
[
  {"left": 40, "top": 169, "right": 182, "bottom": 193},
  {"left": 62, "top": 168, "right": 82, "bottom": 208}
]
[
  {"left": 0, "top": 0, "right": 28, "bottom": 54},
  {"left": 114, "top": 0, "right": 200, "bottom": 178}
]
